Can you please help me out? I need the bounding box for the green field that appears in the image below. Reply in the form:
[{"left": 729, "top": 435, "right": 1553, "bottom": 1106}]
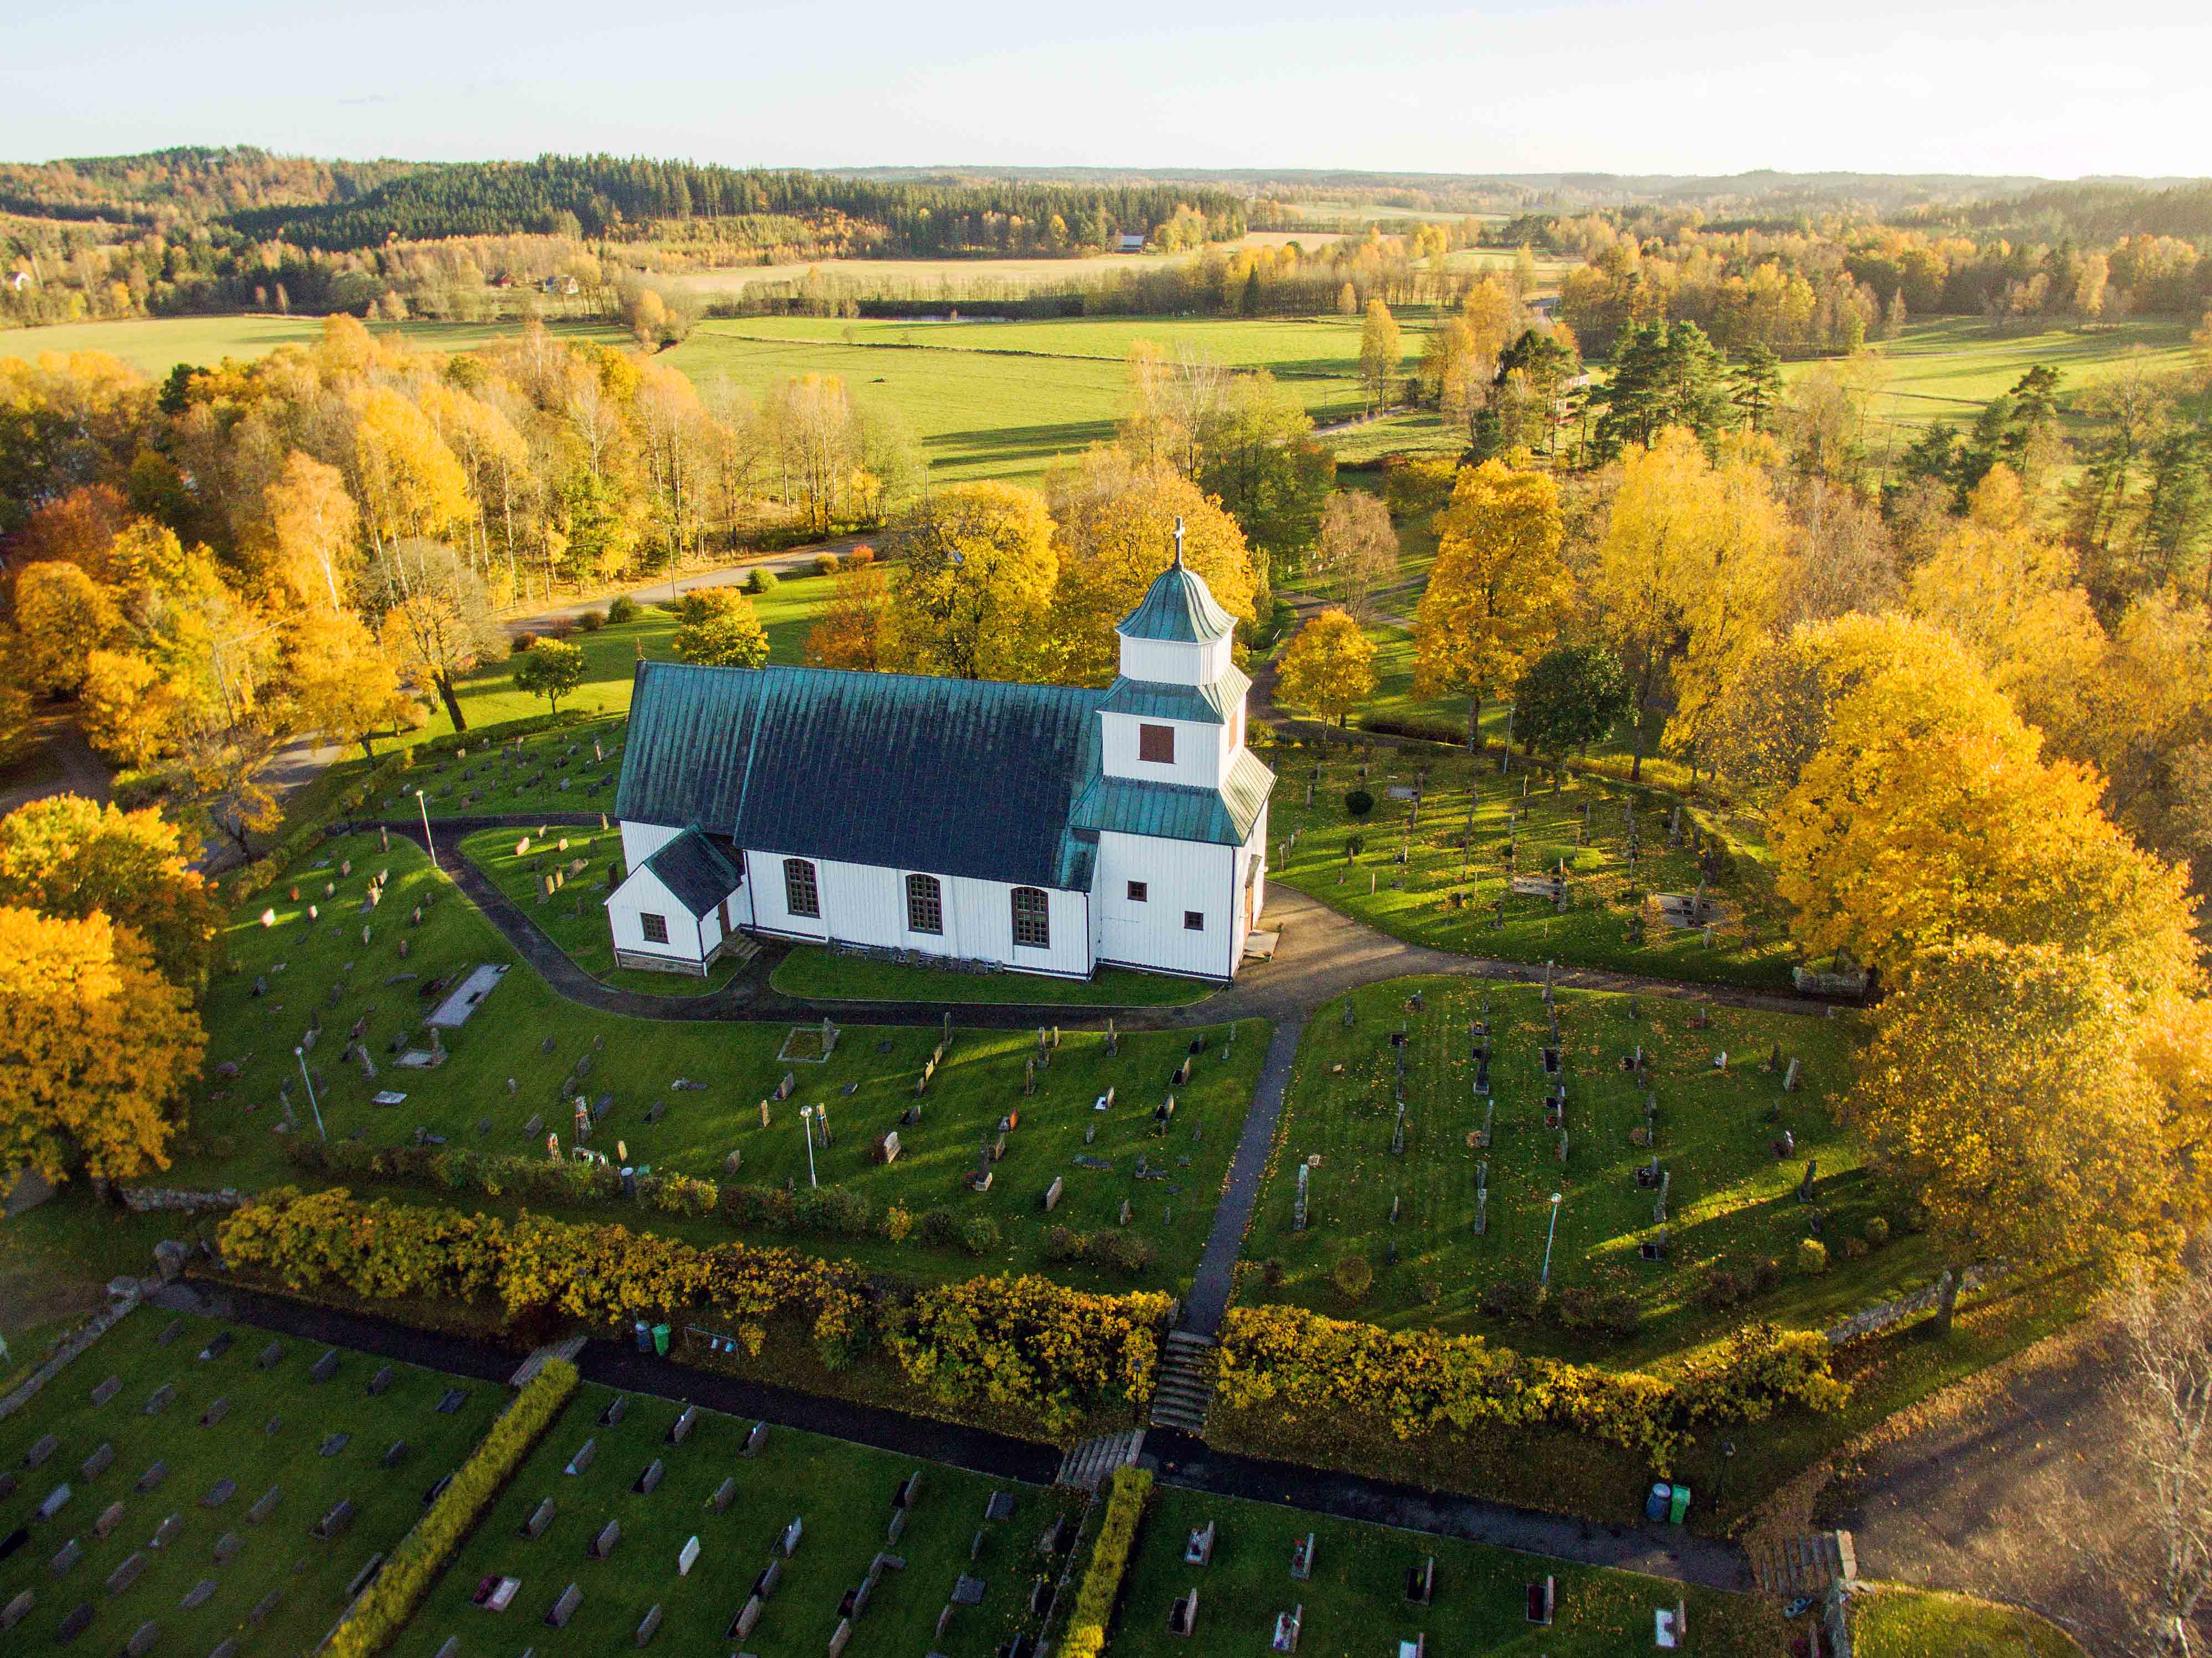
[
  {"left": 0, "top": 1304, "right": 506, "bottom": 1658},
  {"left": 392, "top": 1380, "right": 1072, "bottom": 1658},
  {"left": 1244, "top": 977, "right": 1893, "bottom": 1364},
  {"left": 1113, "top": 1483, "right": 1783, "bottom": 1656},
  {"left": 0, "top": 315, "right": 623, "bottom": 379},
  {"left": 1851, "top": 1583, "right": 2086, "bottom": 1657},
  {"left": 1263, "top": 748, "right": 1795, "bottom": 989},
  {"left": 193, "top": 831, "right": 1268, "bottom": 1291}
]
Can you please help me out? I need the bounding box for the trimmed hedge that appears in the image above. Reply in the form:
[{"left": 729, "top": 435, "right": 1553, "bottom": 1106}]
[
  {"left": 1059, "top": 1465, "right": 1153, "bottom": 1658},
  {"left": 323, "top": 1357, "right": 578, "bottom": 1657}
]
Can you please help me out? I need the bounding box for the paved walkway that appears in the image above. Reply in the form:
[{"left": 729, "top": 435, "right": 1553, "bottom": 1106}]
[{"left": 151, "top": 1278, "right": 1740, "bottom": 1588}]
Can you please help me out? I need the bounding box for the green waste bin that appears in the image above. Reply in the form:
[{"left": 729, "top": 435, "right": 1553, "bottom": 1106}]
[
  {"left": 1668, "top": 1483, "right": 1691, "bottom": 1524},
  {"left": 651, "top": 1323, "right": 670, "bottom": 1357}
]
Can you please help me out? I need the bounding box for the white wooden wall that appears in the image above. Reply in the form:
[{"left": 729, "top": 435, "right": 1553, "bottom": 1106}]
[
  {"left": 1099, "top": 713, "right": 1230, "bottom": 789},
  {"left": 604, "top": 864, "right": 728, "bottom": 966},
  {"left": 1093, "top": 832, "right": 1239, "bottom": 980},
  {"left": 1119, "top": 634, "right": 1232, "bottom": 685},
  {"left": 620, "top": 820, "right": 680, "bottom": 868},
  {"left": 743, "top": 848, "right": 1093, "bottom": 979}
]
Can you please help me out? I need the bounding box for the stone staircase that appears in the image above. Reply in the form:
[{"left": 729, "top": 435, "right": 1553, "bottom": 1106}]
[
  {"left": 1056, "top": 1429, "right": 1144, "bottom": 1492},
  {"left": 509, "top": 1335, "right": 587, "bottom": 1388},
  {"left": 1148, "top": 1331, "right": 1218, "bottom": 1435},
  {"left": 1750, "top": 1529, "right": 1856, "bottom": 1598}
]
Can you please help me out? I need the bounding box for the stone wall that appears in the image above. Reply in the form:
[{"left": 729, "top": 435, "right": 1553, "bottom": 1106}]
[
  {"left": 0, "top": 1288, "right": 141, "bottom": 1422},
  {"left": 120, "top": 1186, "right": 246, "bottom": 1215},
  {"left": 1822, "top": 1267, "right": 1985, "bottom": 1345}
]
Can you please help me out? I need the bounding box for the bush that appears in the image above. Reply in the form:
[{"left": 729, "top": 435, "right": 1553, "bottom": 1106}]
[
  {"left": 1261, "top": 1257, "right": 1286, "bottom": 1288},
  {"left": 1697, "top": 1270, "right": 1743, "bottom": 1310},
  {"left": 1344, "top": 788, "right": 1375, "bottom": 818},
  {"left": 1842, "top": 1236, "right": 1868, "bottom": 1260},
  {"left": 881, "top": 1204, "right": 914, "bottom": 1244},
  {"left": 1091, "top": 1231, "right": 1155, "bottom": 1278},
  {"left": 1359, "top": 714, "right": 1468, "bottom": 746},
  {"left": 1751, "top": 1255, "right": 1785, "bottom": 1293},
  {"left": 1332, "top": 1253, "right": 1373, "bottom": 1303},
  {"left": 1863, "top": 1215, "right": 1890, "bottom": 1247},
  {"left": 842, "top": 545, "right": 876, "bottom": 568},
  {"left": 1555, "top": 1286, "right": 1641, "bottom": 1339},
  {"left": 606, "top": 594, "right": 640, "bottom": 625},
  {"left": 745, "top": 567, "right": 779, "bottom": 595},
  {"left": 814, "top": 552, "right": 841, "bottom": 577},
  {"left": 320, "top": 1359, "right": 577, "bottom": 1658},
  {"left": 959, "top": 1215, "right": 1001, "bottom": 1257},
  {"left": 576, "top": 607, "right": 606, "bottom": 632},
  {"left": 793, "top": 1185, "right": 874, "bottom": 1238},
  {"left": 919, "top": 1207, "right": 964, "bottom": 1252},
  {"left": 1044, "top": 1224, "right": 1087, "bottom": 1263},
  {"left": 510, "top": 631, "right": 538, "bottom": 656},
  {"left": 1481, "top": 1278, "right": 1547, "bottom": 1322},
  {"left": 1796, "top": 1237, "right": 1830, "bottom": 1276},
  {"left": 1060, "top": 1466, "right": 1153, "bottom": 1658}
]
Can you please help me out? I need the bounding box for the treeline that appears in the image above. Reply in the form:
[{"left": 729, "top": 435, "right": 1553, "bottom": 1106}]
[{"left": 0, "top": 146, "right": 414, "bottom": 224}]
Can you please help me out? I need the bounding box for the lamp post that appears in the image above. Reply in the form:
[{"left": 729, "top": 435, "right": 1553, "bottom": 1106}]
[
  {"left": 1540, "top": 1190, "right": 1563, "bottom": 1285},
  {"left": 414, "top": 789, "right": 436, "bottom": 870},
  {"left": 1717, "top": 1440, "right": 1736, "bottom": 1513},
  {"left": 800, "top": 1107, "right": 818, "bottom": 1189},
  {"left": 294, "top": 1046, "right": 327, "bottom": 1142}
]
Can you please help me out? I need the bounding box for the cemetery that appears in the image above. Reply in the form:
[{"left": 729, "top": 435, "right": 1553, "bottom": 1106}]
[
  {"left": 0, "top": 1306, "right": 505, "bottom": 1656},
  {"left": 1108, "top": 1485, "right": 1783, "bottom": 1656},
  {"left": 396, "top": 715, "right": 629, "bottom": 822},
  {"left": 187, "top": 831, "right": 1267, "bottom": 1286},
  {"left": 1263, "top": 744, "right": 1804, "bottom": 992},
  {"left": 393, "top": 1380, "right": 1076, "bottom": 1658},
  {"left": 459, "top": 823, "right": 749, "bottom": 996},
  {"left": 1247, "top": 975, "right": 1887, "bottom": 1363}
]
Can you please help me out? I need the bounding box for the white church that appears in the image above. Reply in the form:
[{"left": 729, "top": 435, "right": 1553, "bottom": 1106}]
[{"left": 605, "top": 549, "right": 1275, "bottom": 985}]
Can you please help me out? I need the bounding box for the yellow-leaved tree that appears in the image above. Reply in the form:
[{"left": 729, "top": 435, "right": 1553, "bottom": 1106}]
[
  {"left": 286, "top": 610, "right": 420, "bottom": 760},
  {"left": 0, "top": 906, "right": 203, "bottom": 1186},
  {"left": 11, "top": 560, "right": 118, "bottom": 695},
  {"left": 1276, "top": 609, "right": 1378, "bottom": 728},
  {"left": 1044, "top": 449, "right": 1257, "bottom": 687},
  {"left": 1850, "top": 937, "right": 2166, "bottom": 1331},
  {"left": 881, "top": 481, "right": 1059, "bottom": 680},
  {"left": 1411, "top": 459, "right": 1572, "bottom": 751},
  {"left": 0, "top": 796, "right": 218, "bottom": 987}
]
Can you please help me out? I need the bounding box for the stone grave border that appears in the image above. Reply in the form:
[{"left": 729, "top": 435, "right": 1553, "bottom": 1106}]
[{"left": 0, "top": 1285, "right": 144, "bottom": 1424}]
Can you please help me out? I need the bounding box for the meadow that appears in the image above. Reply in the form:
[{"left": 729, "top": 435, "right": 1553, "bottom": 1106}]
[
  {"left": 1113, "top": 1483, "right": 1783, "bottom": 1656},
  {"left": 391, "top": 1380, "right": 1073, "bottom": 1658},
  {"left": 1261, "top": 745, "right": 1798, "bottom": 989},
  {"left": 0, "top": 1304, "right": 506, "bottom": 1658},
  {"left": 189, "top": 830, "right": 1268, "bottom": 1290},
  {"left": 1242, "top": 976, "right": 1893, "bottom": 1366}
]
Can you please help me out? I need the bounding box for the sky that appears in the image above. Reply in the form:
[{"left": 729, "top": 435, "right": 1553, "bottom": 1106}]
[{"left": 4, "top": 0, "right": 2209, "bottom": 180}]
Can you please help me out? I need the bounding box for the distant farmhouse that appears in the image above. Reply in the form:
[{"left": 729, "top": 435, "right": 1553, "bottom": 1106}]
[
  {"left": 1116, "top": 233, "right": 1148, "bottom": 253},
  {"left": 606, "top": 550, "right": 1274, "bottom": 983}
]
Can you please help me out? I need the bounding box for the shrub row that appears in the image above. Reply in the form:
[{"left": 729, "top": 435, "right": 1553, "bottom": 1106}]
[
  {"left": 323, "top": 1357, "right": 578, "bottom": 1658},
  {"left": 1357, "top": 713, "right": 1470, "bottom": 746},
  {"left": 217, "top": 1189, "right": 1170, "bottom": 1427},
  {"left": 1215, "top": 1304, "right": 1848, "bottom": 1472},
  {"left": 1059, "top": 1465, "right": 1154, "bottom": 1658}
]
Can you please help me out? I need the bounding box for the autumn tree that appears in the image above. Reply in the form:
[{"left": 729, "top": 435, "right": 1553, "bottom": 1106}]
[
  {"left": 0, "top": 905, "right": 203, "bottom": 1186},
  {"left": 511, "top": 637, "right": 587, "bottom": 712},
  {"left": 1411, "top": 460, "right": 1573, "bottom": 753},
  {"left": 285, "top": 611, "right": 418, "bottom": 759},
  {"left": 1311, "top": 489, "right": 1399, "bottom": 616},
  {"left": 1191, "top": 371, "right": 1334, "bottom": 570},
  {"left": 0, "top": 796, "right": 218, "bottom": 987},
  {"left": 1358, "top": 299, "right": 1401, "bottom": 408},
  {"left": 1044, "top": 449, "right": 1257, "bottom": 687},
  {"left": 672, "top": 590, "right": 771, "bottom": 669},
  {"left": 1513, "top": 642, "right": 1630, "bottom": 766},
  {"left": 882, "top": 482, "right": 1059, "bottom": 680},
  {"left": 804, "top": 563, "right": 890, "bottom": 672},
  {"left": 1849, "top": 938, "right": 2164, "bottom": 1332},
  {"left": 260, "top": 451, "right": 361, "bottom": 611},
  {"left": 372, "top": 540, "right": 505, "bottom": 730},
  {"left": 11, "top": 560, "right": 117, "bottom": 694},
  {"left": 1276, "top": 609, "right": 1378, "bottom": 728}
]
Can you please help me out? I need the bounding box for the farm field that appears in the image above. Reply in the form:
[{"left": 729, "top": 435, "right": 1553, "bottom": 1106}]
[
  {"left": 1112, "top": 1483, "right": 1784, "bottom": 1656},
  {"left": 1262, "top": 747, "right": 1797, "bottom": 989},
  {"left": 0, "top": 1304, "right": 508, "bottom": 1658},
  {"left": 191, "top": 831, "right": 1268, "bottom": 1290},
  {"left": 0, "top": 314, "right": 621, "bottom": 378},
  {"left": 1243, "top": 976, "right": 1886, "bottom": 1366},
  {"left": 391, "top": 1380, "right": 1073, "bottom": 1658}
]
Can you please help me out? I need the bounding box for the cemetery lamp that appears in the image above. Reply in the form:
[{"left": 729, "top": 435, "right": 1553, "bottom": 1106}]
[
  {"left": 800, "top": 1106, "right": 818, "bottom": 1189},
  {"left": 1540, "top": 1190, "right": 1563, "bottom": 1286},
  {"left": 294, "top": 1045, "right": 327, "bottom": 1143},
  {"left": 1717, "top": 1440, "right": 1736, "bottom": 1511},
  {"left": 414, "top": 789, "right": 437, "bottom": 869}
]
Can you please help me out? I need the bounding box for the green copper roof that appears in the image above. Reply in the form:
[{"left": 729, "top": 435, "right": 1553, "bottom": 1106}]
[
  {"left": 638, "top": 827, "right": 741, "bottom": 917},
  {"left": 1098, "top": 664, "right": 1252, "bottom": 726},
  {"left": 1068, "top": 748, "right": 1275, "bottom": 847},
  {"left": 1117, "top": 562, "right": 1236, "bottom": 644},
  {"left": 617, "top": 661, "right": 1107, "bottom": 891}
]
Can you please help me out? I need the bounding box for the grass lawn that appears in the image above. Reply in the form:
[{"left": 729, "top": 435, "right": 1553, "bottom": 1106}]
[
  {"left": 0, "top": 1303, "right": 506, "bottom": 1658},
  {"left": 1261, "top": 746, "right": 1799, "bottom": 990},
  {"left": 1112, "top": 1484, "right": 1785, "bottom": 1657},
  {"left": 188, "top": 832, "right": 1269, "bottom": 1292},
  {"left": 1850, "top": 1582, "right": 2086, "bottom": 1657},
  {"left": 391, "top": 1380, "right": 1076, "bottom": 1658},
  {"left": 1243, "top": 975, "right": 1880, "bottom": 1364},
  {"left": 769, "top": 944, "right": 1216, "bottom": 1009},
  {"left": 455, "top": 823, "right": 739, "bottom": 998}
]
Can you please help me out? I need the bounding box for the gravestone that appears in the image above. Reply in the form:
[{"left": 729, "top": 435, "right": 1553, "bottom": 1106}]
[
  {"left": 309, "top": 1349, "right": 340, "bottom": 1384},
  {"left": 1042, "top": 1177, "right": 1063, "bottom": 1212},
  {"left": 143, "top": 1385, "right": 176, "bottom": 1415},
  {"left": 600, "top": 1395, "right": 628, "bottom": 1427},
  {"left": 678, "top": 1535, "right": 700, "bottom": 1576},
  {"left": 522, "top": 1498, "right": 556, "bottom": 1539},
  {"left": 180, "top": 1578, "right": 217, "bottom": 1610},
  {"left": 633, "top": 1459, "right": 664, "bottom": 1495},
  {"left": 198, "top": 1399, "right": 229, "bottom": 1429},
  {"left": 1184, "top": 1521, "right": 1215, "bottom": 1565},
  {"left": 254, "top": 1342, "right": 283, "bottom": 1370},
  {"left": 150, "top": 1513, "right": 181, "bottom": 1549},
  {"left": 57, "top": 1601, "right": 94, "bottom": 1641},
  {"left": 367, "top": 1366, "right": 394, "bottom": 1397},
  {"left": 247, "top": 1487, "right": 279, "bottom": 1526},
  {"left": 91, "top": 1375, "right": 122, "bottom": 1406},
  {"left": 565, "top": 1439, "right": 596, "bottom": 1476},
  {"left": 213, "top": 1531, "right": 241, "bottom": 1565},
  {"left": 887, "top": 1508, "right": 907, "bottom": 1544},
  {"left": 780, "top": 1517, "right": 803, "bottom": 1556},
  {"left": 1293, "top": 1162, "right": 1309, "bottom": 1231},
  {"left": 744, "top": 1421, "right": 768, "bottom": 1457},
  {"left": 985, "top": 1491, "right": 1016, "bottom": 1522},
  {"left": 106, "top": 1550, "right": 148, "bottom": 1595},
  {"left": 318, "top": 1434, "right": 348, "bottom": 1457},
  {"left": 1784, "top": 1057, "right": 1801, "bottom": 1093},
  {"left": 708, "top": 1478, "right": 735, "bottom": 1514},
  {"left": 731, "top": 1596, "right": 762, "bottom": 1639},
  {"left": 952, "top": 1574, "right": 987, "bottom": 1606},
  {"left": 636, "top": 1603, "right": 663, "bottom": 1646},
  {"left": 311, "top": 1499, "right": 354, "bottom": 1540},
  {"left": 591, "top": 1520, "right": 621, "bottom": 1559},
  {"left": 81, "top": 1444, "right": 113, "bottom": 1480},
  {"left": 755, "top": 1559, "right": 782, "bottom": 1598},
  {"left": 125, "top": 1620, "right": 160, "bottom": 1656},
  {"left": 38, "top": 1484, "right": 71, "bottom": 1520},
  {"left": 545, "top": 1582, "right": 583, "bottom": 1628},
  {"left": 436, "top": 1388, "right": 468, "bottom": 1414},
  {"left": 669, "top": 1404, "right": 698, "bottom": 1445},
  {"left": 381, "top": 1441, "right": 410, "bottom": 1469},
  {"left": 249, "top": 1590, "right": 281, "bottom": 1626},
  {"left": 1169, "top": 1589, "right": 1199, "bottom": 1637},
  {"left": 95, "top": 1502, "right": 125, "bottom": 1541},
  {"left": 50, "top": 1537, "right": 84, "bottom": 1575},
  {"left": 1291, "top": 1532, "right": 1314, "bottom": 1579},
  {"left": 0, "top": 1590, "right": 32, "bottom": 1630}
]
